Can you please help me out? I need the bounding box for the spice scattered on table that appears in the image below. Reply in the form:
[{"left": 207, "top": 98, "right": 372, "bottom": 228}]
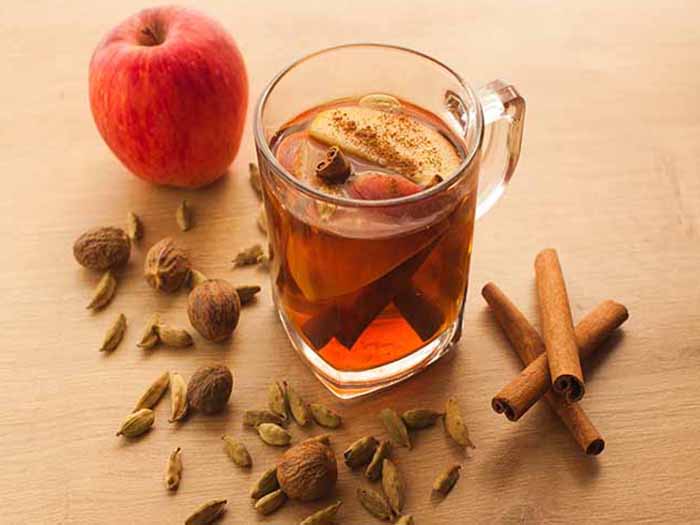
[{"left": 99, "top": 313, "right": 126, "bottom": 352}]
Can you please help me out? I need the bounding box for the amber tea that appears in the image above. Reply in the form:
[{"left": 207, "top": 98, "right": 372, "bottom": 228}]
[{"left": 262, "top": 94, "right": 476, "bottom": 372}]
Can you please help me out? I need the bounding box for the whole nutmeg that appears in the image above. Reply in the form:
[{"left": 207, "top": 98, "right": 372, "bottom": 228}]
[
  {"left": 277, "top": 440, "right": 338, "bottom": 501},
  {"left": 187, "top": 364, "right": 233, "bottom": 415},
  {"left": 144, "top": 237, "right": 191, "bottom": 293},
  {"left": 73, "top": 226, "right": 130, "bottom": 270},
  {"left": 187, "top": 279, "right": 241, "bottom": 342}
]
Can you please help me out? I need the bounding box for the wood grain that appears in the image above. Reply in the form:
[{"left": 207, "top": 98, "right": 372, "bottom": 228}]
[{"left": 1, "top": 1, "right": 699, "bottom": 523}]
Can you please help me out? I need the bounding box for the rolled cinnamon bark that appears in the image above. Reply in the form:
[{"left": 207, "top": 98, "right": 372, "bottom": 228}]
[
  {"left": 535, "top": 249, "right": 585, "bottom": 402},
  {"left": 482, "top": 282, "right": 608, "bottom": 455},
  {"left": 492, "top": 299, "right": 628, "bottom": 421}
]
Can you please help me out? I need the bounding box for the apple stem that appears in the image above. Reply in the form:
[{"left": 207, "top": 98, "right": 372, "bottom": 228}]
[{"left": 140, "top": 25, "right": 164, "bottom": 46}]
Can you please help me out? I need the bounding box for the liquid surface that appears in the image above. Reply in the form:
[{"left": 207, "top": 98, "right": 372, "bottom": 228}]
[{"left": 271, "top": 94, "right": 464, "bottom": 200}]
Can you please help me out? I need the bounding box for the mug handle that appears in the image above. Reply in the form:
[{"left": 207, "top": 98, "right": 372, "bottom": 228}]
[
  {"left": 450, "top": 80, "right": 525, "bottom": 344},
  {"left": 475, "top": 80, "right": 526, "bottom": 219}
]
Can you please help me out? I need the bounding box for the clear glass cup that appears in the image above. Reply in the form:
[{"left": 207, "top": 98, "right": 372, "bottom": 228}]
[{"left": 254, "top": 44, "right": 525, "bottom": 398}]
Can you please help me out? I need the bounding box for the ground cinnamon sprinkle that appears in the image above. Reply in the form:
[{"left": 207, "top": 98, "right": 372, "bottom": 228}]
[{"left": 330, "top": 109, "right": 446, "bottom": 180}]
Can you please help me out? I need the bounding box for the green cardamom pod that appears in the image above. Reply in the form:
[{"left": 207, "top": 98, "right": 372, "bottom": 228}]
[
  {"left": 168, "top": 372, "right": 188, "bottom": 422},
  {"left": 356, "top": 486, "right": 393, "bottom": 521},
  {"left": 402, "top": 408, "right": 442, "bottom": 430},
  {"left": 188, "top": 269, "right": 209, "bottom": 289},
  {"left": 310, "top": 403, "right": 342, "bottom": 428},
  {"left": 365, "top": 440, "right": 391, "bottom": 481},
  {"left": 382, "top": 458, "right": 405, "bottom": 514},
  {"left": 87, "top": 270, "right": 117, "bottom": 310},
  {"left": 306, "top": 433, "right": 331, "bottom": 446},
  {"left": 116, "top": 408, "right": 154, "bottom": 438},
  {"left": 267, "top": 381, "right": 289, "bottom": 421},
  {"left": 344, "top": 436, "right": 378, "bottom": 468},
  {"left": 299, "top": 500, "right": 342, "bottom": 525},
  {"left": 444, "top": 398, "right": 474, "bottom": 449},
  {"left": 233, "top": 244, "right": 264, "bottom": 267},
  {"left": 285, "top": 381, "right": 310, "bottom": 426},
  {"left": 133, "top": 370, "right": 170, "bottom": 412},
  {"left": 432, "top": 464, "right": 461, "bottom": 496},
  {"left": 222, "top": 435, "right": 252, "bottom": 468},
  {"left": 164, "top": 447, "right": 182, "bottom": 491},
  {"left": 249, "top": 162, "right": 262, "bottom": 198},
  {"left": 176, "top": 199, "right": 192, "bottom": 231},
  {"left": 137, "top": 313, "right": 160, "bottom": 349},
  {"left": 243, "top": 409, "right": 285, "bottom": 427},
  {"left": 254, "top": 488, "right": 287, "bottom": 515},
  {"left": 257, "top": 423, "right": 291, "bottom": 446},
  {"left": 185, "top": 498, "right": 227, "bottom": 525},
  {"left": 126, "top": 211, "right": 143, "bottom": 241},
  {"left": 380, "top": 408, "right": 411, "bottom": 449},
  {"left": 157, "top": 323, "right": 193, "bottom": 348},
  {"left": 250, "top": 466, "right": 279, "bottom": 499},
  {"left": 395, "top": 515, "right": 415, "bottom": 525},
  {"left": 236, "top": 284, "right": 262, "bottom": 305},
  {"left": 257, "top": 204, "right": 268, "bottom": 234},
  {"left": 99, "top": 313, "right": 126, "bottom": 352}
]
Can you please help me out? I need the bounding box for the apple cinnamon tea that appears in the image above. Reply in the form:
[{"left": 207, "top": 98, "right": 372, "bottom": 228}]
[{"left": 264, "top": 94, "right": 476, "bottom": 371}]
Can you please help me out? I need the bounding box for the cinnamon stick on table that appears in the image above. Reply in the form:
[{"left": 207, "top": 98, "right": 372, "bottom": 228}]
[
  {"left": 492, "top": 299, "right": 628, "bottom": 421},
  {"left": 482, "top": 282, "right": 606, "bottom": 455},
  {"left": 535, "top": 249, "right": 585, "bottom": 402}
]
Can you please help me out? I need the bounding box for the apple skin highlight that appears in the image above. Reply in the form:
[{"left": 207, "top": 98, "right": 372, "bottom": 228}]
[{"left": 89, "top": 6, "right": 248, "bottom": 188}]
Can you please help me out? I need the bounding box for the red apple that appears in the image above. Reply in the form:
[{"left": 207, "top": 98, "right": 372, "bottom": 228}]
[{"left": 89, "top": 6, "right": 248, "bottom": 188}]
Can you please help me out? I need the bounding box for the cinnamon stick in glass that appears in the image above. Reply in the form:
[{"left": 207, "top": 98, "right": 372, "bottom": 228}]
[
  {"left": 535, "top": 248, "right": 585, "bottom": 402},
  {"left": 492, "top": 299, "right": 628, "bottom": 421},
  {"left": 482, "top": 282, "right": 607, "bottom": 455}
]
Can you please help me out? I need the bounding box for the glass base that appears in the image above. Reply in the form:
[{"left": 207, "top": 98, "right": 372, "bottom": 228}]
[{"left": 276, "top": 307, "right": 460, "bottom": 399}]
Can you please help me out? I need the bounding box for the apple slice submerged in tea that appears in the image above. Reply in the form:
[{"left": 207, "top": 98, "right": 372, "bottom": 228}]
[{"left": 285, "top": 224, "right": 442, "bottom": 301}]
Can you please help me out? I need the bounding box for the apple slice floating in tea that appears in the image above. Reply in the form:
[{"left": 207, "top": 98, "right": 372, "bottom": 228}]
[
  {"left": 308, "top": 106, "right": 461, "bottom": 186},
  {"left": 275, "top": 131, "right": 309, "bottom": 175}
]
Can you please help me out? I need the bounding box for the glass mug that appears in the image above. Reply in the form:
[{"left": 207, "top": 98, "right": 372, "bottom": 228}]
[{"left": 254, "top": 44, "right": 525, "bottom": 398}]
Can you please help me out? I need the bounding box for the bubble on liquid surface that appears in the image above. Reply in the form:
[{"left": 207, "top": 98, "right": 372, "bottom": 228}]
[{"left": 358, "top": 93, "right": 401, "bottom": 112}]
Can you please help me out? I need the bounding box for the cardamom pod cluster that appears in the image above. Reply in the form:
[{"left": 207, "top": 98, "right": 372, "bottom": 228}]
[
  {"left": 348, "top": 399, "right": 473, "bottom": 521},
  {"left": 136, "top": 314, "right": 193, "bottom": 350}
]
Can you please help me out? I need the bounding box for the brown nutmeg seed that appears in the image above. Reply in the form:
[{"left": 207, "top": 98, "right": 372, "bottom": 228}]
[
  {"left": 277, "top": 440, "right": 337, "bottom": 501},
  {"left": 74, "top": 226, "right": 130, "bottom": 270},
  {"left": 187, "top": 364, "right": 233, "bottom": 415},
  {"left": 187, "top": 279, "right": 241, "bottom": 342},
  {"left": 144, "top": 237, "right": 191, "bottom": 293}
]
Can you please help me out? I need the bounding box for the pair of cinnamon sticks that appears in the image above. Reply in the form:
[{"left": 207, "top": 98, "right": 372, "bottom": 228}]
[{"left": 483, "top": 249, "right": 629, "bottom": 455}]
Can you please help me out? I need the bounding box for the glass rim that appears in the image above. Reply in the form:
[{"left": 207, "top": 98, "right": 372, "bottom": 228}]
[{"left": 253, "top": 43, "right": 484, "bottom": 208}]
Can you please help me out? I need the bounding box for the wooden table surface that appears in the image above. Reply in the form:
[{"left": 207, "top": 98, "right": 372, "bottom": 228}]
[{"left": 2, "top": 1, "right": 699, "bottom": 523}]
